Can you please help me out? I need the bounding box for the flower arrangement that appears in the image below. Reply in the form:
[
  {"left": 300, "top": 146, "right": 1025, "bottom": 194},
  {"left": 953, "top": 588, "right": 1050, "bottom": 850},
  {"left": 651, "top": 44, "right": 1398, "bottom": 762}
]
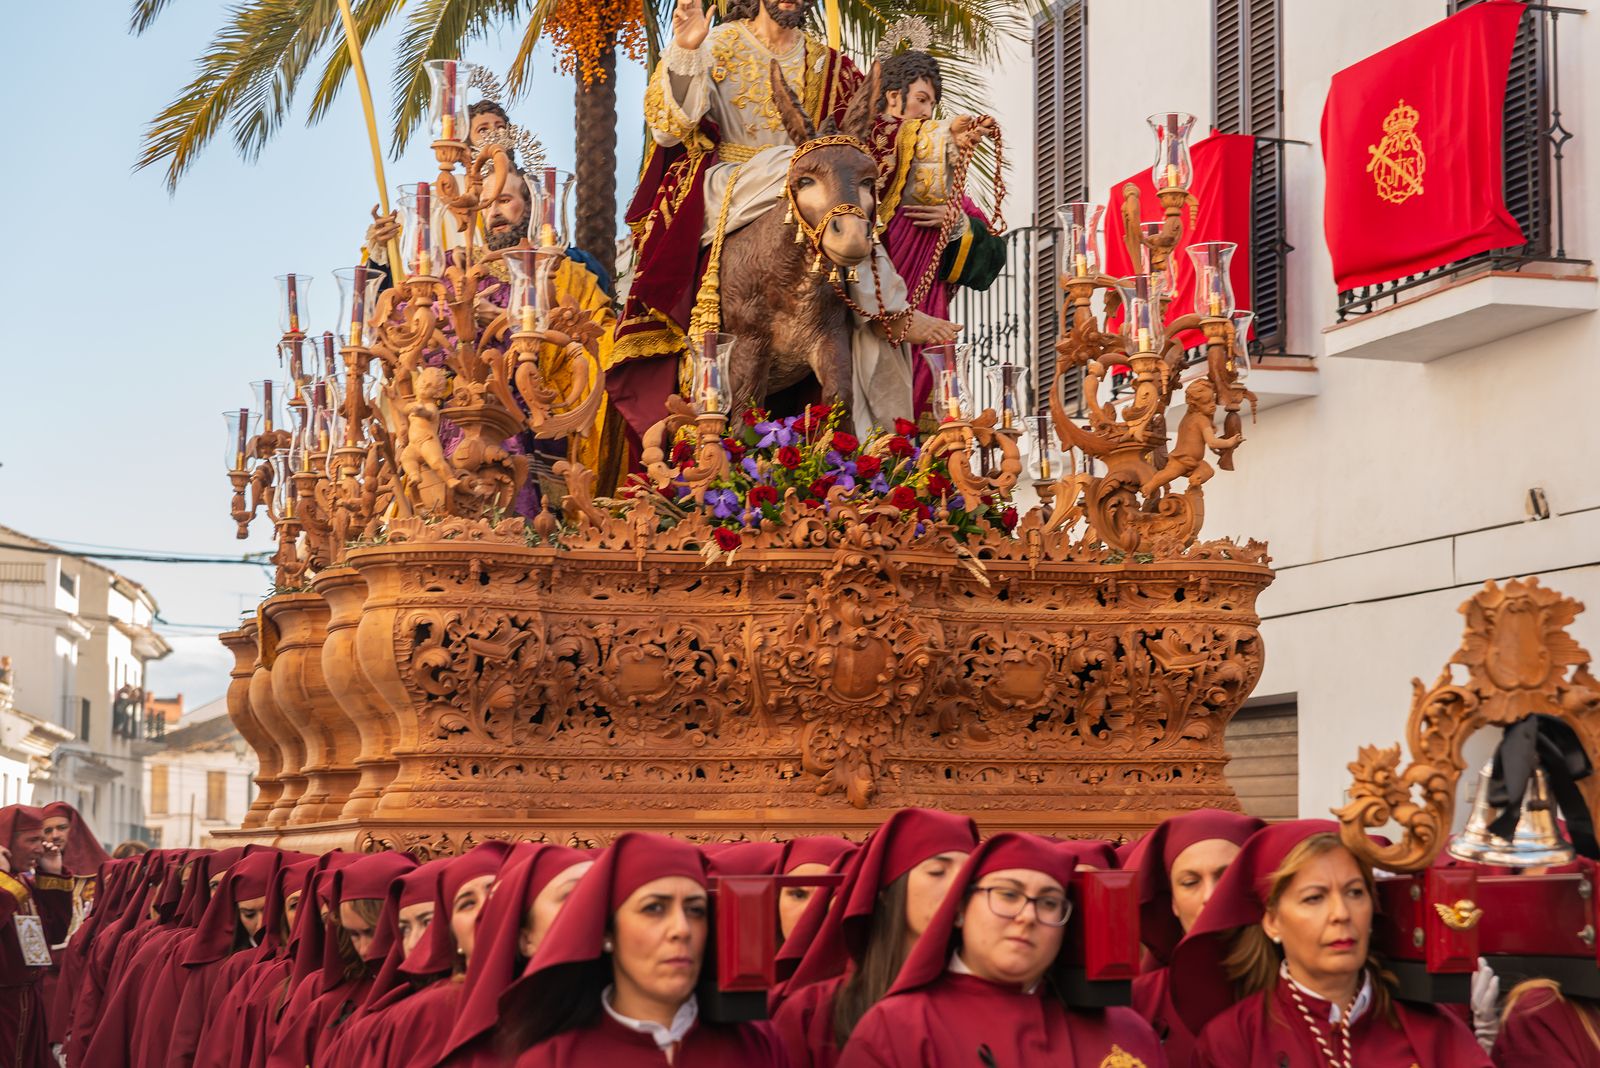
[{"left": 643, "top": 402, "right": 1019, "bottom": 553}]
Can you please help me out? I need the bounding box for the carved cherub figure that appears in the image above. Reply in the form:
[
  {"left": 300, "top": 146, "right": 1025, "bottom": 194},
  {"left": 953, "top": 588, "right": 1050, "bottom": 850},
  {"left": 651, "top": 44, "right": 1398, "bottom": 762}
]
[
  {"left": 1140, "top": 379, "right": 1241, "bottom": 498},
  {"left": 399, "top": 365, "right": 461, "bottom": 512}
]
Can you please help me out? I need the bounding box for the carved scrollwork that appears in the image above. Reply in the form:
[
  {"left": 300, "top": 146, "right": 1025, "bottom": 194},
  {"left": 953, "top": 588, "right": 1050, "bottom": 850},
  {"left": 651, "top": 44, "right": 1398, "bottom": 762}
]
[{"left": 1337, "top": 578, "right": 1600, "bottom": 872}]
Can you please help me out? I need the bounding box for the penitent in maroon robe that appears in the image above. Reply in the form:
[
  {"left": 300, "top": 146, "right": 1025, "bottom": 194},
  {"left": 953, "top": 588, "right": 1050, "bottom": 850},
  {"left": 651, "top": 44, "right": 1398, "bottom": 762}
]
[
  {"left": 1492, "top": 985, "right": 1600, "bottom": 1066},
  {"left": 1130, "top": 967, "right": 1193, "bottom": 1068},
  {"left": 1194, "top": 979, "right": 1490, "bottom": 1068},
  {"left": 772, "top": 972, "right": 847, "bottom": 1068},
  {"left": 838, "top": 971, "right": 1166, "bottom": 1068},
  {"left": 0, "top": 869, "right": 72, "bottom": 1068},
  {"left": 514, "top": 1013, "right": 787, "bottom": 1067}
]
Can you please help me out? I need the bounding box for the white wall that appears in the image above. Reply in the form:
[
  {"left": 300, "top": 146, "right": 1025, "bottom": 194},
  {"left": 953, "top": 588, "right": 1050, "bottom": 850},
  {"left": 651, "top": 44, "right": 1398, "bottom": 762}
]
[{"left": 984, "top": 0, "right": 1600, "bottom": 821}]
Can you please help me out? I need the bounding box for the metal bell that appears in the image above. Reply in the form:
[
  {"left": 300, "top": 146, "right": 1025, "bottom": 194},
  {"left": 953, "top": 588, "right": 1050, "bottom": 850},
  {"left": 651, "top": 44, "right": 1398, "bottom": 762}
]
[
  {"left": 1448, "top": 758, "right": 1576, "bottom": 868},
  {"left": 846, "top": 266, "right": 859, "bottom": 283}
]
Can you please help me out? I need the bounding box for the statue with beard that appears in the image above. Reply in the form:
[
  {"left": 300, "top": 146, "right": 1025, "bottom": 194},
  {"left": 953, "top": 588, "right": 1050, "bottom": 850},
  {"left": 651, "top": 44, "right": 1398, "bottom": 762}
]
[{"left": 606, "top": 0, "right": 962, "bottom": 454}]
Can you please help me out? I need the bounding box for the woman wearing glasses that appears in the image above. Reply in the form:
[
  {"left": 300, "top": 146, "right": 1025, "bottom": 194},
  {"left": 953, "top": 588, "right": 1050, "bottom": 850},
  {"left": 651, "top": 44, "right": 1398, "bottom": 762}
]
[{"left": 836, "top": 832, "right": 1165, "bottom": 1066}]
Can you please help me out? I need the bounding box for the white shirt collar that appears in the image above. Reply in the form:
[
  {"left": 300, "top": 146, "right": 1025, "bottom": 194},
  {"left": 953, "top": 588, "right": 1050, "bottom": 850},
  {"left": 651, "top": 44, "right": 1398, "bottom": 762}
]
[
  {"left": 948, "top": 950, "right": 1044, "bottom": 995},
  {"left": 1279, "top": 961, "right": 1372, "bottom": 1025},
  {"left": 601, "top": 985, "right": 698, "bottom": 1050}
]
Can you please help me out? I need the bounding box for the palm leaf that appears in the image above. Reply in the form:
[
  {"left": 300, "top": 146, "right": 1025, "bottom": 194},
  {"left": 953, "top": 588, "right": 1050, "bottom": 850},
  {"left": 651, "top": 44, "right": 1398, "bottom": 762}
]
[
  {"left": 304, "top": 0, "right": 409, "bottom": 126},
  {"left": 503, "top": 0, "right": 564, "bottom": 100},
  {"left": 129, "top": 0, "right": 181, "bottom": 34},
  {"left": 389, "top": 0, "right": 515, "bottom": 155}
]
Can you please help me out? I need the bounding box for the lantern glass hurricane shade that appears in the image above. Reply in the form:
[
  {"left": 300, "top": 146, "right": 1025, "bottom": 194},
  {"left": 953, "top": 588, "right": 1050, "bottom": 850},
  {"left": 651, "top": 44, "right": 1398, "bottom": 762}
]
[
  {"left": 525, "top": 168, "right": 576, "bottom": 250},
  {"left": 1189, "top": 241, "right": 1237, "bottom": 319},
  {"left": 334, "top": 266, "right": 384, "bottom": 348},
  {"left": 1137, "top": 221, "right": 1176, "bottom": 299},
  {"left": 269, "top": 449, "right": 296, "bottom": 519},
  {"left": 1056, "top": 202, "right": 1104, "bottom": 279},
  {"left": 249, "top": 380, "right": 281, "bottom": 434},
  {"left": 690, "top": 333, "right": 736, "bottom": 417},
  {"left": 278, "top": 337, "right": 311, "bottom": 400},
  {"left": 224, "top": 409, "right": 259, "bottom": 472},
  {"left": 986, "top": 363, "right": 1026, "bottom": 430},
  {"left": 276, "top": 274, "right": 311, "bottom": 337},
  {"left": 300, "top": 377, "right": 343, "bottom": 468},
  {"left": 1229, "top": 310, "right": 1254, "bottom": 383},
  {"left": 1114, "top": 275, "right": 1163, "bottom": 354},
  {"left": 922, "top": 343, "right": 973, "bottom": 421},
  {"left": 503, "top": 249, "right": 555, "bottom": 334},
  {"left": 425, "top": 59, "right": 480, "bottom": 144},
  {"left": 1148, "top": 112, "right": 1196, "bottom": 191},
  {"left": 399, "top": 182, "right": 446, "bottom": 278},
  {"left": 1023, "top": 415, "right": 1067, "bottom": 484}
]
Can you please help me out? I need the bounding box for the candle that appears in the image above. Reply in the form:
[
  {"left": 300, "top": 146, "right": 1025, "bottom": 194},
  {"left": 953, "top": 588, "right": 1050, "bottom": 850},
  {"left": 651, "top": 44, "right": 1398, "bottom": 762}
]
[
  {"left": 1074, "top": 253, "right": 1088, "bottom": 277},
  {"left": 1137, "top": 327, "right": 1151, "bottom": 352},
  {"left": 416, "top": 182, "right": 433, "bottom": 275},
  {"left": 236, "top": 408, "right": 248, "bottom": 469},
  {"left": 262, "top": 381, "right": 274, "bottom": 431},
  {"left": 441, "top": 61, "right": 457, "bottom": 141},
  {"left": 1209, "top": 292, "right": 1223, "bottom": 317},
  {"left": 1165, "top": 163, "right": 1179, "bottom": 189},
  {"left": 350, "top": 264, "right": 368, "bottom": 342},
  {"left": 941, "top": 371, "right": 960, "bottom": 420},
  {"left": 323, "top": 332, "right": 336, "bottom": 376},
  {"left": 286, "top": 275, "right": 300, "bottom": 334},
  {"left": 519, "top": 305, "right": 537, "bottom": 334},
  {"left": 1039, "top": 455, "right": 1052, "bottom": 481},
  {"left": 701, "top": 387, "right": 721, "bottom": 414}
]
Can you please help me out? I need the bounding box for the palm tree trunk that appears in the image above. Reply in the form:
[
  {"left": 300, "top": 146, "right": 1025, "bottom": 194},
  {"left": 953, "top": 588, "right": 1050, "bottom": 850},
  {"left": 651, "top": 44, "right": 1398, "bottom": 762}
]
[{"left": 574, "top": 41, "right": 618, "bottom": 284}]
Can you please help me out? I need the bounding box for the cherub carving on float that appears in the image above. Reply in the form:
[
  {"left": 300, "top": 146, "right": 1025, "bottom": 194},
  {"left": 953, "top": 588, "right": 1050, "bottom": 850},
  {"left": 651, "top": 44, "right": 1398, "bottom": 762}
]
[
  {"left": 608, "top": 0, "right": 963, "bottom": 449},
  {"left": 1140, "top": 379, "right": 1240, "bottom": 498},
  {"left": 399, "top": 365, "right": 461, "bottom": 513}
]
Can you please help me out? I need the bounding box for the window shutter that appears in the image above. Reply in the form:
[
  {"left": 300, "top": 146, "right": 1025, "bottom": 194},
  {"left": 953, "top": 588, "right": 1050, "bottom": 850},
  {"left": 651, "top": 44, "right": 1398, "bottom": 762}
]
[
  {"left": 1213, "top": 0, "right": 1243, "bottom": 133},
  {"left": 150, "top": 765, "right": 169, "bottom": 815},
  {"left": 1033, "top": 0, "right": 1088, "bottom": 417},
  {"left": 206, "top": 771, "right": 226, "bottom": 822}
]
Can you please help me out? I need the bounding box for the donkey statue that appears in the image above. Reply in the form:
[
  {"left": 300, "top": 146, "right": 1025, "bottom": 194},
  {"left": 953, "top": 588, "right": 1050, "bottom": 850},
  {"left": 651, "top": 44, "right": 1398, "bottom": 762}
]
[{"left": 718, "top": 62, "right": 884, "bottom": 428}]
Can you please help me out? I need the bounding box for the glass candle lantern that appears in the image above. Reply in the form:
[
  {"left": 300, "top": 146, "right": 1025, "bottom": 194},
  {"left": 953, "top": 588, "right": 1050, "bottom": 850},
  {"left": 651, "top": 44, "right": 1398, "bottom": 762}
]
[
  {"left": 689, "top": 332, "right": 736, "bottom": 417},
  {"left": 1229, "top": 309, "right": 1255, "bottom": 382},
  {"left": 249, "top": 381, "right": 282, "bottom": 434},
  {"left": 525, "top": 168, "right": 576, "bottom": 249},
  {"left": 399, "top": 182, "right": 446, "bottom": 277},
  {"left": 334, "top": 265, "right": 384, "bottom": 348},
  {"left": 1188, "top": 241, "right": 1237, "bottom": 318},
  {"left": 1137, "top": 221, "right": 1177, "bottom": 299},
  {"left": 224, "top": 409, "right": 259, "bottom": 472},
  {"left": 502, "top": 249, "right": 555, "bottom": 334},
  {"left": 1114, "top": 275, "right": 1163, "bottom": 354},
  {"left": 424, "top": 59, "right": 480, "bottom": 144},
  {"left": 1023, "top": 415, "right": 1067, "bottom": 483},
  {"left": 269, "top": 449, "right": 296, "bottom": 519},
  {"left": 1056, "top": 202, "right": 1104, "bottom": 279},
  {"left": 986, "top": 363, "right": 1026, "bottom": 430},
  {"left": 922, "top": 343, "right": 973, "bottom": 421},
  {"left": 279, "top": 337, "right": 311, "bottom": 401},
  {"left": 276, "top": 274, "right": 311, "bottom": 336},
  {"left": 1148, "top": 112, "right": 1197, "bottom": 191}
]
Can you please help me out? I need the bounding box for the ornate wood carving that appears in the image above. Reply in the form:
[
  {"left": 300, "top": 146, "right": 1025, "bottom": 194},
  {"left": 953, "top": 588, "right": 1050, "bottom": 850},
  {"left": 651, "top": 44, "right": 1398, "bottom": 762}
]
[{"left": 1336, "top": 578, "right": 1600, "bottom": 872}]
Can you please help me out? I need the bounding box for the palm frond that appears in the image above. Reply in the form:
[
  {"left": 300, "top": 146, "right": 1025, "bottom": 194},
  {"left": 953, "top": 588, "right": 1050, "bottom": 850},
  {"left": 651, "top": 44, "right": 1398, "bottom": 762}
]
[
  {"left": 134, "top": 0, "right": 336, "bottom": 192},
  {"left": 305, "top": 0, "right": 409, "bottom": 126},
  {"left": 389, "top": 0, "right": 499, "bottom": 156},
  {"left": 503, "top": 0, "right": 564, "bottom": 100},
  {"left": 129, "top": 0, "right": 181, "bottom": 35}
]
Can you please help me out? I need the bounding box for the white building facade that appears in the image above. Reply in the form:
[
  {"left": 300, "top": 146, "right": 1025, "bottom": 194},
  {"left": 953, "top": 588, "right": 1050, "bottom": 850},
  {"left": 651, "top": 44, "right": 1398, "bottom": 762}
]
[
  {"left": 141, "top": 696, "right": 257, "bottom": 849},
  {"left": 966, "top": 0, "right": 1600, "bottom": 821},
  {"left": 0, "top": 525, "right": 172, "bottom": 846}
]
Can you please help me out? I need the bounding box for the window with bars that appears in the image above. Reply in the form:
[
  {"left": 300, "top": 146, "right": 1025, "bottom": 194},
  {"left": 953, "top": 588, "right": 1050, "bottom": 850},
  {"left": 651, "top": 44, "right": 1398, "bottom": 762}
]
[
  {"left": 1213, "top": 0, "right": 1289, "bottom": 353},
  {"left": 1032, "top": 0, "right": 1089, "bottom": 416}
]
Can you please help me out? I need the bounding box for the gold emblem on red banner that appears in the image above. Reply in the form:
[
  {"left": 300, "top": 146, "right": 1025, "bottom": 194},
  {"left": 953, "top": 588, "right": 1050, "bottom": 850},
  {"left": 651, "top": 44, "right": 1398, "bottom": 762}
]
[
  {"left": 1435, "top": 899, "right": 1484, "bottom": 931},
  {"left": 1367, "top": 99, "right": 1426, "bottom": 205}
]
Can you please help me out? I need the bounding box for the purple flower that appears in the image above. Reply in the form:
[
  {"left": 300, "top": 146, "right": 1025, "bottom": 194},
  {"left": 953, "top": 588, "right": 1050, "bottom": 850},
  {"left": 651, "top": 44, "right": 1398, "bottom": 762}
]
[
  {"left": 707, "top": 488, "right": 740, "bottom": 518},
  {"left": 833, "top": 473, "right": 857, "bottom": 492},
  {"left": 869, "top": 474, "right": 890, "bottom": 494},
  {"left": 754, "top": 420, "right": 795, "bottom": 448},
  {"left": 741, "top": 456, "right": 761, "bottom": 479},
  {"left": 948, "top": 494, "right": 966, "bottom": 511},
  {"left": 915, "top": 522, "right": 926, "bottom": 536}
]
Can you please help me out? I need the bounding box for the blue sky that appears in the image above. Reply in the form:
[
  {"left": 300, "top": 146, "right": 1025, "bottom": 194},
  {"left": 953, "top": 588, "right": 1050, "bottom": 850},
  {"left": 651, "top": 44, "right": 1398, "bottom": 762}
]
[{"left": 0, "top": 5, "right": 646, "bottom": 707}]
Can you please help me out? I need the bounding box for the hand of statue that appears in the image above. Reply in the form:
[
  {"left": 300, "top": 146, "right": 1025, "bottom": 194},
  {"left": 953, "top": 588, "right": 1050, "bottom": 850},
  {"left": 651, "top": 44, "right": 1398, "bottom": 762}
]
[
  {"left": 37, "top": 845, "right": 62, "bottom": 875},
  {"left": 950, "top": 115, "right": 996, "bottom": 152},
  {"left": 901, "top": 311, "right": 962, "bottom": 347},
  {"left": 673, "top": 0, "right": 713, "bottom": 51},
  {"left": 901, "top": 204, "right": 950, "bottom": 229},
  {"left": 366, "top": 205, "right": 401, "bottom": 261}
]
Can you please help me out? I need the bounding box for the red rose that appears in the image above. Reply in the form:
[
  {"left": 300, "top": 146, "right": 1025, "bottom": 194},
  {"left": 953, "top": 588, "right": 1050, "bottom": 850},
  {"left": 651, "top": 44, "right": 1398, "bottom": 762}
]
[
  {"left": 830, "top": 431, "right": 859, "bottom": 454},
  {"left": 888, "top": 485, "right": 918, "bottom": 511},
  {"left": 712, "top": 528, "right": 741, "bottom": 551},
  {"left": 808, "top": 476, "right": 836, "bottom": 499},
  {"left": 748, "top": 485, "right": 778, "bottom": 508},
  {"left": 671, "top": 440, "right": 693, "bottom": 466},
  {"left": 981, "top": 493, "right": 995, "bottom": 506},
  {"left": 742, "top": 407, "right": 764, "bottom": 427},
  {"left": 885, "top": 435, "right": 914, "bottom": 458},
  {"left": 894, "top": 418, "right": 919, "bottom": 437},
  {"left": 722, "top": 437, "right": 746, "bottom": 459},
  {"left": 1002, "top": 506, "right": 1019, "bottom": 529},
  {"left": 809, "top": 403, "right": 833, "bottom": 422},
  {"left": 777, "top": 445, "right": 802, "bottom": 469},
  {"left": 855, "top": 455, "right": 882, "bottom": 478},
  {"left": 918, "top": 503, "right": 933, "bottom": 520},
  {"left": 928, "top": 473, "right": 952, "bottom": 498}
]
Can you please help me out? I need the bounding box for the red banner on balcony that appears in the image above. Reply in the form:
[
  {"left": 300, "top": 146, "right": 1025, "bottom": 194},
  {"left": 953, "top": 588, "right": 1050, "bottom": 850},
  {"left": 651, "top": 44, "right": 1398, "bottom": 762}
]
[
  {"left": 1102, "top": 133, "right": 1256, "bottom": 347},
  {"left": 1321, "top": 0, "right": 1527, "bottom": 291}
]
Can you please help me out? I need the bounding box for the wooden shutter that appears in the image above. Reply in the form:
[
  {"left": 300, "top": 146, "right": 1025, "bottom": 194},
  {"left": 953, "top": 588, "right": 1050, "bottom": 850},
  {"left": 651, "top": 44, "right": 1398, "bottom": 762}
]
[
  {"left": 206, "top": 771, "right": 226, "bottom": 822},
  {"left": 1225, "top": 701, "right": 1298, "bottom": 819},
  {"left": 1213, "top": 0, "right": 1286, "bottom": 351},
  {"left": 1033, "top": 0, "right": 1088, "bottom": 417},
  {"left": 150, "top": 765, "right": 169, "bottom": 815}
]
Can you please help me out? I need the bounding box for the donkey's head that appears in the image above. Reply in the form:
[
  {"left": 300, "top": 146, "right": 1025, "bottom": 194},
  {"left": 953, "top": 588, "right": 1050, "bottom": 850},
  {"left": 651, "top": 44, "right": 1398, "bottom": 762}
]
[{"left": 772, "top": 61, "right": 883, "bottom": 269}]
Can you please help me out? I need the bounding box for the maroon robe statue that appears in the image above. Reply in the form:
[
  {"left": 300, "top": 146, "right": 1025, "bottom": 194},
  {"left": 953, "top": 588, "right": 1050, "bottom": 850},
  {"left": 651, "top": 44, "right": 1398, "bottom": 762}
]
[{"left": 836, "top": 833, "right": 1165, "bottom": 1068}]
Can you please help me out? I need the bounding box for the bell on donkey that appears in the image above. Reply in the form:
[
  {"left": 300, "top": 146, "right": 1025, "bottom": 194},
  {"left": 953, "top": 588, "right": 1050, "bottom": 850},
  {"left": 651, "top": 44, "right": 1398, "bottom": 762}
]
[{"left": 1449, "top": 758, "right": 1575, "bottom": 869}]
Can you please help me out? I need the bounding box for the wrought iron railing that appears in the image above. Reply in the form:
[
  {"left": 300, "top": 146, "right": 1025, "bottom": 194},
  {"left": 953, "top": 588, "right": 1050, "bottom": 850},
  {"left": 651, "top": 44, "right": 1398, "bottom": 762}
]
[
  {"left": 951, "top": 227, "right": 1037, "bottom": 417},
  {"left": 1335, "top": 3, "right": 1585, "bottom": 321}
]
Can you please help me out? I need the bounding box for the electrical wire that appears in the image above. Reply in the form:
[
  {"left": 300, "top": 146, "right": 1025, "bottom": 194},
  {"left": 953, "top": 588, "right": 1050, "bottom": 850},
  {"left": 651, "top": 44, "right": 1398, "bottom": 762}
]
[{"left": 0, "top": 542, "right": 271, "bottom": 566}]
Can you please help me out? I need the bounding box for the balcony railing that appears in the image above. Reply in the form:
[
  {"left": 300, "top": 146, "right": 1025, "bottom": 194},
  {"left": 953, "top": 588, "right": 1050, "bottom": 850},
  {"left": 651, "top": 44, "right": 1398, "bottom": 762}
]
[
  {"left": 951, "top": 226, "right": 1037, "bottom": 418},
  {"left": 1335, "top": 3, "right": 1585, "bottom": 321}
]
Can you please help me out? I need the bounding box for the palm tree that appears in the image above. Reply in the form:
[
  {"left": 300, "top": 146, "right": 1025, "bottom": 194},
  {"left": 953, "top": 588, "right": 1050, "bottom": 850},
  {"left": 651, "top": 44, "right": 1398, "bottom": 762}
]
[{"left": 131, "top": 0, "right": 1035, "bottom": 281}]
